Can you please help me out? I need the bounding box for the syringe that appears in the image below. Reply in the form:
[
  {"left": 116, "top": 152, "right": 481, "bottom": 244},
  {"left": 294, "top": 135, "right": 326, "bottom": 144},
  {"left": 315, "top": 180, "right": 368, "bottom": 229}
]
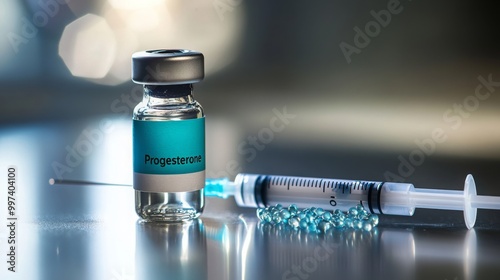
[
  {"left": 50, "top": 173, "right": 500, "bottom": 229},
  {"left": 205, "top": 174, "right": 500, "bottom": 229}
]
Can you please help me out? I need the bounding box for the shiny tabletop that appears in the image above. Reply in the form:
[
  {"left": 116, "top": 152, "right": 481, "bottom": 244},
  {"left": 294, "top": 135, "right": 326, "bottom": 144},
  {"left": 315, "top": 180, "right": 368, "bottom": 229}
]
[{"left": 1, "top": 119, "right": 500, "bottom": 280}]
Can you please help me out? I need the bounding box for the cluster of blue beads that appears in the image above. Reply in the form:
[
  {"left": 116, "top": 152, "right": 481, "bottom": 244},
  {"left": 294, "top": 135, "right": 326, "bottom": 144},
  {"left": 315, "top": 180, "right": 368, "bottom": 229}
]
[{"left": 257, "top": 204, "right": 379, "bottom": 233}]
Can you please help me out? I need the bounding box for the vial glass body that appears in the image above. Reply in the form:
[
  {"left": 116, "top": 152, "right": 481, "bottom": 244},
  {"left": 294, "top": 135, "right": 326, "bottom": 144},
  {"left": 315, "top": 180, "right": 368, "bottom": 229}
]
[{"left": 133, "top": 85, "right": 204, "bottom": 222}]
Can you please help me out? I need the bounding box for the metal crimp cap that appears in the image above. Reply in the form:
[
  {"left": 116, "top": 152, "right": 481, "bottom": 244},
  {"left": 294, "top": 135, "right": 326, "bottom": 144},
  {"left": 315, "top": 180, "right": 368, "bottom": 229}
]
[{"left": 131, "top": 49, "right": 204, "bottom": 85}]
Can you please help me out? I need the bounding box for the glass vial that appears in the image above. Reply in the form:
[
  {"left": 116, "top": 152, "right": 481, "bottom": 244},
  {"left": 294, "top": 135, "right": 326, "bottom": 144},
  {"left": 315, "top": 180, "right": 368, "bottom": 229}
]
[{"left": 131, "top": 49, "right": 205, "bottom": 222}]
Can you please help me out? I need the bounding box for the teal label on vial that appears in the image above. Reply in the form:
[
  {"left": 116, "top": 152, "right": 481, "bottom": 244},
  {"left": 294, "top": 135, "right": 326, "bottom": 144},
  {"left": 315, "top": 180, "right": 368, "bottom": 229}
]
[{"left": 133, "top": 118, "right": 205, "bottom": 175}]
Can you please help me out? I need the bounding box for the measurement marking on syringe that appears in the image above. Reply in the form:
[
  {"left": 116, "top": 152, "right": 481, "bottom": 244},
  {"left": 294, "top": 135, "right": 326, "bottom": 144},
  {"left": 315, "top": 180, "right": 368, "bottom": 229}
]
[{"left": 271, "top": 177, "right": 371, "bottom": 194}]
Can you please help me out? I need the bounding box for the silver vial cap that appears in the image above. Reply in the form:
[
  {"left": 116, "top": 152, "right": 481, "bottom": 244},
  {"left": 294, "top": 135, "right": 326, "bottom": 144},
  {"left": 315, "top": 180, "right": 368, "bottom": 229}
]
[{"left": 132, "top": 49, "right": 204, "bottom": 85}]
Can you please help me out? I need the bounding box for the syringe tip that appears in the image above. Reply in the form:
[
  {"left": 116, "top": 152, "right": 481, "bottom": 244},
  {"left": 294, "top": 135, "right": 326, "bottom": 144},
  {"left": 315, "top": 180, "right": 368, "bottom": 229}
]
[
  {"left": 205, "top": 177, "right": 233, "bottom": 199},
  {"left": 49, "top": 178, "right": 55, "bottom": 185}
]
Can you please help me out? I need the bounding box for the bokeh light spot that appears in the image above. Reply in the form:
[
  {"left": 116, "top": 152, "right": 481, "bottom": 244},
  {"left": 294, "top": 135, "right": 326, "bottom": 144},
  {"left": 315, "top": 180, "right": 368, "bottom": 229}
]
[{"left": 59, "top": 14, "right": 116, "bottom": 79}]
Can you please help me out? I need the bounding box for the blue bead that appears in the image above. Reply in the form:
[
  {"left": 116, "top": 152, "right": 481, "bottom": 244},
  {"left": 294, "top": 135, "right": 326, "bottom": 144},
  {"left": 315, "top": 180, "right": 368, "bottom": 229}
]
[
  {"left": 288, "top": 217, "right": 300, "bottom": 228},
  {"left": 307, "top": 222, "right": 317, "bottom": 232},
  {"left": 337, "top": 212, "right": 346, "bottom": 220},
  {"left": 276, "top": 204, "right": 283, "bottom": 210},
  {"left": 322, "top": 212, "right": 332, "bottom": 221},
  {"left": 356, "top": 204, "right": 364, "bottom": 212},
  {"left": 353, "top": 219, "right": 363, "bottom": 229},
  {"left": 305, "top": 214, "right": 315, "bottom": 223},
  {"left": 280, "top": 209, "right": 291, "bottom": 219},
  {"left": 362, "top": 221, "right": 373, "bottom": 231},
  {"left": 333, "top": 219, "right": 345, "bottom": 228},
  {"left": 318, "top": 221, "right": 331, "bottom": 232},
  {"left": 299, "top": 212, "right": 306, "bottom": 220},
  {"left": 256, "top": 208, "right": 264, "bottom": 220},
  {"left": 315, "top": 208, "right": 325, "bottom": 215},
  {"left": 348, "top": 207, "right": 359, "bottom": 217},
  {"left": 299, "top": 220, "right": 308, "bottom": 229},
  {"left": 288, "top": 204, "right": 298, "bottom": 215},
  {"left": 369, "top": 215, "right": 379, "bottom": 226},
  {"left": 334, "top": 209, "right": 343, "bottom": 215},
  {"left": 259, "top": 210, "right": 267, "bottom": 219},
  {"left": 272, "top": 215, "right": 282, "bottom": 224},
  {"left": 264, "top": 214, "right": 272, "bottom": 223},
  {"left": 344, "top": 218, "right": 353, "bottom": 228},
  {"left": 359, "top": 208, "right": 369, "bottom": 218}
]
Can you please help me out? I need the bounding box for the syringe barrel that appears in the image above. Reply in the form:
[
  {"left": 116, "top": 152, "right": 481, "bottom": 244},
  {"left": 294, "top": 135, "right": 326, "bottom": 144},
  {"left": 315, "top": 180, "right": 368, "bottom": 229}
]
[
  {"left": 233, "top": 174, "right": 415, "bottom": 216},
  {"left": 379, "top": 182, "right": 416, "bottom": 216},
  {"left": 233, "top": 174, "right": 263, "bottom": 208}
]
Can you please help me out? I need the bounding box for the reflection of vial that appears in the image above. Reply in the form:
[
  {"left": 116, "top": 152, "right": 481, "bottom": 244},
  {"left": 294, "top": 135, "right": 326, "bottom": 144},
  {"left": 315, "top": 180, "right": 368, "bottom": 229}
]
[
  {"left": 132, "top": 49, "right": 205, "bottom": 221},
  {"left": 135, "top": 220, "right": 207, "bottom": 279}
]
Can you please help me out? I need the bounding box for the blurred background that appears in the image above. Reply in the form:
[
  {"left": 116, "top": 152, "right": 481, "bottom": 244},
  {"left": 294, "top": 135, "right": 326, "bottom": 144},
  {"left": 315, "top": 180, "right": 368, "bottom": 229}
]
[
  {"left": 1, "top": 0, "right": 500, "bottom": 215},
  {"left": 1, "top": 1, "right": 500, "bottom": 279}
]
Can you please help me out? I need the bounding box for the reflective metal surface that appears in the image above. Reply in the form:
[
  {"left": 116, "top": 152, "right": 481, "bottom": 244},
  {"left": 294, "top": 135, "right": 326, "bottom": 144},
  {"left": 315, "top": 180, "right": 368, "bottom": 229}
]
[
  {"left": 136, "top": 220, "right": 207, "bottom": 280},
  {"left": 1, "top": 119, "right": 500, "bottom": 280}
]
